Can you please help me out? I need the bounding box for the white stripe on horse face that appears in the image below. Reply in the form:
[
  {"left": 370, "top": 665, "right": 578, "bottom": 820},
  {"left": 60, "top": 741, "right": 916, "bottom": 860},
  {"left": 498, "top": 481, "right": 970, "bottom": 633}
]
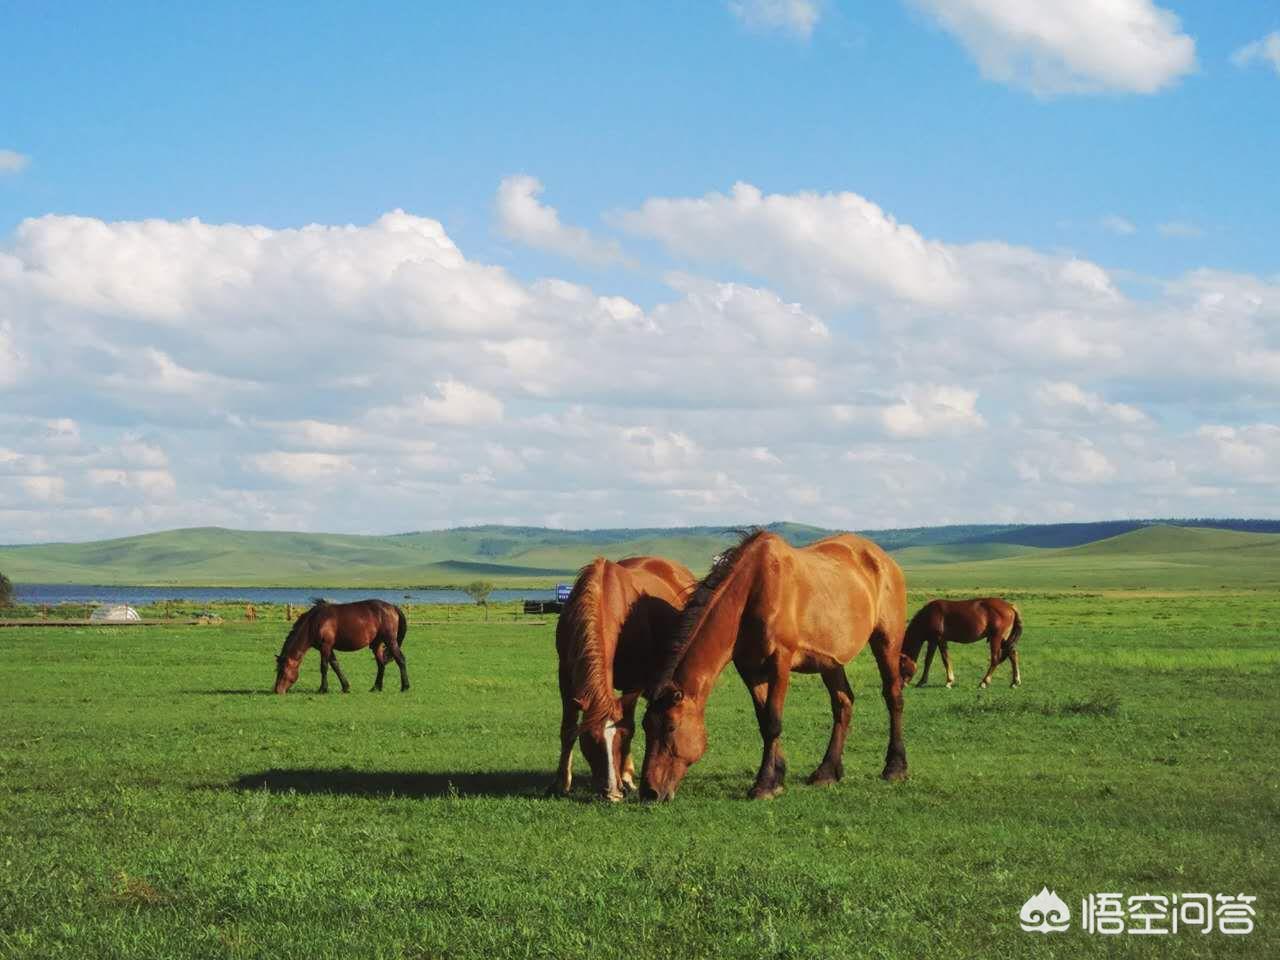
[{"left": 603, "top": 719, "right": 618, "bottom": 797}]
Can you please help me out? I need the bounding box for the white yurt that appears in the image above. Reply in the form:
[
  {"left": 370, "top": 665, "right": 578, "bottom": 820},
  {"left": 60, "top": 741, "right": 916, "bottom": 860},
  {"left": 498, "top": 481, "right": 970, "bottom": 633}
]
[{"left": 89, "top": 603, "right": 142, "bottom": 622}]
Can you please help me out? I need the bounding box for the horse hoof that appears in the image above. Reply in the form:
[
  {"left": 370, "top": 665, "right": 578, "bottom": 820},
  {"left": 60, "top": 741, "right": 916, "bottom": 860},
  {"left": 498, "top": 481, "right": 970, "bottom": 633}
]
[
  {"left": 747, "top": 783, "right": 784, "bottom": 800},
  {"left": 880, "top": 764, "right": 909, "bottom": 783},
  {"left": 806, "top": 769, "right": 841, "bottom": 787},
  {"left": 979, "top": 681, "right": 990, "bottom": 689}
]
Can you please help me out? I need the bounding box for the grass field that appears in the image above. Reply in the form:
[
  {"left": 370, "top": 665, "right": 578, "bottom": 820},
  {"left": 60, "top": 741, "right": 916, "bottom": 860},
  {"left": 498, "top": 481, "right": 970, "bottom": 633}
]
[{"left": 4, "top": 576, "right": 1278, "bottom": 958}]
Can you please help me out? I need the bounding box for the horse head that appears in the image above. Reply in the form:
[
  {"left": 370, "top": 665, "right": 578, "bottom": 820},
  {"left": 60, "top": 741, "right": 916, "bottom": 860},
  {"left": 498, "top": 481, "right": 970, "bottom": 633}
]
[{"left": 639, "top": 684, "right": 707, "bottom": 801}]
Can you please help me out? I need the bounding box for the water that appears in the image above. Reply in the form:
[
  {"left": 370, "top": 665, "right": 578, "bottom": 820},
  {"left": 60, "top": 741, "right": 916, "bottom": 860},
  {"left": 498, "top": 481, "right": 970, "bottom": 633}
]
[{"left": 15, "top": 583, "right": 559, "bottom": 606}]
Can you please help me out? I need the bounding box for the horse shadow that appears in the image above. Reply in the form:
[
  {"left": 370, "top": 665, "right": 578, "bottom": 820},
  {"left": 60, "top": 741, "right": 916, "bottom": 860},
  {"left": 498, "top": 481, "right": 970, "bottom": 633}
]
[{"left": 233, "top": 767, "right": 550, "bottom": 799}]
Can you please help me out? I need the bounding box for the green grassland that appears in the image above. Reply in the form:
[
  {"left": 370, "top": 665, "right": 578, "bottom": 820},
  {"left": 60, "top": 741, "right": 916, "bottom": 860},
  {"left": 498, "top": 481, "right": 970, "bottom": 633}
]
[
  {"left": 4, "top": 548, "right": 1279, "bottom": 958},
  {"left": 3, "top": 519, "right": 1279, "bottom": 588}
]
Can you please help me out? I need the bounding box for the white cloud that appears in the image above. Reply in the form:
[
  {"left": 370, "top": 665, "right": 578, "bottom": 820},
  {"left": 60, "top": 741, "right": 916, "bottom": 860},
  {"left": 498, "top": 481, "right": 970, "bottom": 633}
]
[
  {"left": 0, "top": 149, "right": 30, "bottom": 175},
  {"left": 495, "top": 175, "right": 625, "bottom": 266},
  {"left": 1, "top": 195, "right": 1278, "bottom": 542},
  {"left": 728, "top": 0, "right": 820, "bottom": 38},
  {"left": 246, "top": 452, "right": 355, "bottom": 482},
  {"left": 1231, "top": 31, "right": 1280, "bottom": 74},
  {"left": 22, "top": 476, "right": 65, "bottom": 502},
  {"left": 375, "top": 380, "right": 504, "bottom": 428},
  {"left": 1035, "top": 381, "right": 1150, "bottom": 426},
  {"left": 619, "top": 182, "right": 1120, "bottom": 314},
  {"left": 1100, "top": 214, "right": 1136, "bottom": 236},
  {"left": 1158, "top": 220, "right": 1203, "bottom": 238},
  {"left": 882, "top": 384, "right": 986, "bottom": 438},
  {"left": 909, "top": 0, "right": 1196, "bottom": 95}
]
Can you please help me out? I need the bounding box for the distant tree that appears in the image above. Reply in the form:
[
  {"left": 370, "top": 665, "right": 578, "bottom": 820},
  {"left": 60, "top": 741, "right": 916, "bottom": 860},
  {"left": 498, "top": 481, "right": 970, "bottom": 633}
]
[
  {"left": 0, "top": 571, "right": 13, "bottom": 608},
  {"left": 463, "top": 581, "right": 494, "bottom": 620}
]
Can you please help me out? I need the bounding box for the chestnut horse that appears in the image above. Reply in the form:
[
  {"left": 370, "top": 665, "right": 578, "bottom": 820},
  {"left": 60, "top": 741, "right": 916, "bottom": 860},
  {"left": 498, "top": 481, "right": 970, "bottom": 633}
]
[
  {"left": 902, "top": 598, "right": 1023, "bottom": 689},
  {"left": 640, "top": 530, "right": 908, "bottom": 802},
  {"left": 273, "top": 599, "right": 408, "bottom": 694},
  {"left": 551, "top": 556, "right": 696, "bottom": 801}
]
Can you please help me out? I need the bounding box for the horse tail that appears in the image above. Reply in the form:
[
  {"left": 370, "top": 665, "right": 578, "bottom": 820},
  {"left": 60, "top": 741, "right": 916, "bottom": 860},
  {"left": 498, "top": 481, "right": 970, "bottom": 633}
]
[
  {"left": 394, "top": 604, "right": 408, "bottom": 646},
  {"left": 1001, "top": 605, "right": 1023, "bottom": 660}
]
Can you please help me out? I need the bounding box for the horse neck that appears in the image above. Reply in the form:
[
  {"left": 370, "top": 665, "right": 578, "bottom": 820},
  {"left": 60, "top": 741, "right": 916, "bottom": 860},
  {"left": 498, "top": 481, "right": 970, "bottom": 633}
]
[
  {"left": 674, "top": 558, "right": 758, "bottom": 703},
  {"left": 282, "top": 615, "right": 314, "bottom": 662}
]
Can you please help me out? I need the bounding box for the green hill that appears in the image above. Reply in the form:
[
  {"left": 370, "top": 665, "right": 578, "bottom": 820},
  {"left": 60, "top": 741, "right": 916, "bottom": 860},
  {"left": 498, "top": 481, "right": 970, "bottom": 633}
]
[
  {"left": 902, "top": 525, "right": 1280, "bottom": 591},
  {"left": 1, "top": 521, "right": 1278, "bottom": 589}
]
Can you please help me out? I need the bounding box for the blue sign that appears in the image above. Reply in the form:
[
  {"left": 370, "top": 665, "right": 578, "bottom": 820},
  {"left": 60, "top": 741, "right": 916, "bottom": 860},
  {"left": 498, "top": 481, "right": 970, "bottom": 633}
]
[{"left": 555, "top": 584, "right": 572, "bottom": 602}]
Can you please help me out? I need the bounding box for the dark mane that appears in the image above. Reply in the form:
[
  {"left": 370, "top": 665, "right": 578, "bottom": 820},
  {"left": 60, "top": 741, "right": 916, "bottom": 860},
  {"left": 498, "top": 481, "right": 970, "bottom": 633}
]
[
  {"left": 278, "top": 600, "right": 324, "bottom": 659},
  {"left": 649, "top": 528, "right": 768, "bottom": 695}
]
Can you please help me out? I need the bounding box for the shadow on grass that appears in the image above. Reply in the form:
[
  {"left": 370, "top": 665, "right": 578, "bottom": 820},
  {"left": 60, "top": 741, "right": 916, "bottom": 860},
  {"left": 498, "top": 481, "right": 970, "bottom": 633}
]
[{"left": 233, "top": 767, "right": 551, "bottom": 799}]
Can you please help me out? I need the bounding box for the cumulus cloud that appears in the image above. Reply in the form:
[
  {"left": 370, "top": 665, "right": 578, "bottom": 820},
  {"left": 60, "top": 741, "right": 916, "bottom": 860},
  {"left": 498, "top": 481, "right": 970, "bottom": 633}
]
[
  {"left": 0, "top": 149, "right": 30, "bottom": 175},
  {"left": 728, "top": 0, "right": 820, "bottom": 38},
  {"left": 882, "top": 385, "right": 986, "bottom": 438},
  {"left": 1231, "top": 31, "right": 1280, "bottom": 74},
  {"left": 495, "top": 175, "right": 625, "bottom": 266},
  {"left": 619, "top": 182, "right": 1119, "bottom": 314},
  {"left": 1, "top": 189, "right": 1278, "bottom": 542},
  {"left": 909, "top": 0, "right": 1197, "bottom": 95},
  {"left": 1035, "top": 381, "right": 1150, "bottom": 426}
]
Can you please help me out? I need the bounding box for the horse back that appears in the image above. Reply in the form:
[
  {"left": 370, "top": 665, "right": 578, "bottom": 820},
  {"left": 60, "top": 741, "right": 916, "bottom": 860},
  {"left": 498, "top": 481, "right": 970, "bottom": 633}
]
[
  {"left": 327, "top": 599, "right": 398, "bottom": 652},
  {"left": 754, "top": 532, "right": 906, "bottom": 665}
]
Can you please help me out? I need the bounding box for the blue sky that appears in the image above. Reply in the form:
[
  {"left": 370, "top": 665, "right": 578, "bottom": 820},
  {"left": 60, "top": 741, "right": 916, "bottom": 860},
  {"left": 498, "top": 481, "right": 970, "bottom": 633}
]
[{"left": 1, "top": 1, "right": 1279, "bottom": 541}]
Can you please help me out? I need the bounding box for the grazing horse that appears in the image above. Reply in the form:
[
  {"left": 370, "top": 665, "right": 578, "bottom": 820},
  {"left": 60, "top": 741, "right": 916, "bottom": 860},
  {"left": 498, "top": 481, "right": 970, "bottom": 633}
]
[
  {"left": 551, "top": 556, "right": 696, "bottom": 801},
  {"left": 902, "top": 598, "right": 1023, "bottom": 689},
  {"left": 640, "top": 530, "right": 908, "bottom": 802},
  {"left": 273, "top": 599, "right": 409, "bottom": 694}
]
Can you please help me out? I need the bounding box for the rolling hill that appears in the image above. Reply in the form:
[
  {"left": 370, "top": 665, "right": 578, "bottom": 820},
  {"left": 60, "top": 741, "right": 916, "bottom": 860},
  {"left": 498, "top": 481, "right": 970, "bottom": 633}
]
[{"left": 0, "top": 520, "right": 1277, "bottom": 589}]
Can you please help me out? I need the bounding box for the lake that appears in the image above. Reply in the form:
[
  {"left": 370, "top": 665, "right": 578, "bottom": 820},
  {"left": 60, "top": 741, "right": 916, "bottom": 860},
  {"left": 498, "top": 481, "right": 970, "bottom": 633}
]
[{"left": 14, "top": 584, "right": 560, "bottom": 606}]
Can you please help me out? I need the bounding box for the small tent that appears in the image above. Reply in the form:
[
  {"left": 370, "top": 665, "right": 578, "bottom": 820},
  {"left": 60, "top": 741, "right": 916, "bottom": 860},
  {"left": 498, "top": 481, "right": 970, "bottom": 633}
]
[{"left": 89, "top": 604, "right": 142, "bottom": 622}]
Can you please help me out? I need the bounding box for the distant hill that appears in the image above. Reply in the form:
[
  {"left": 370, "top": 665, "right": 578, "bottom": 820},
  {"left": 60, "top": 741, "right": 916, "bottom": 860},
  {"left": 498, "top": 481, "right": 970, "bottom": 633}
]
[{"left": 0, "top": 518, "right": 1277, "bottom": 588}]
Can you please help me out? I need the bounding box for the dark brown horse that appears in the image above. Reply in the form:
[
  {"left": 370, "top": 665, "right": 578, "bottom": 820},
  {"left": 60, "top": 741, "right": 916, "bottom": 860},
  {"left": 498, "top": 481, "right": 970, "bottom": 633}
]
[
  {"left": 640, "top": 530, "right": 908, "bottom": 802},
  {"left": 551, "top": 556, "right": 696, "bottom": 801},
  {"left": 273, "top": 599, "right": 409, "bottom": 694},
  {"left": 902, "top": 598, "right": 1022, "bottom": 689}
]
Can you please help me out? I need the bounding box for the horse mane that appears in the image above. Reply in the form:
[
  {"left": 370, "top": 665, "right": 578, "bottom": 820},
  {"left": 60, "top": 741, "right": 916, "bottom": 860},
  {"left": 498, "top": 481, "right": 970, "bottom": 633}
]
[
  {"left": 278, "top": 601, "right": 323, "bottom": 659},
  {"left": 564, "top": 559, "right": 618, "bottom": 729},
  {"left": 650, "top": 528, "right": 769, "bottom": 695}
]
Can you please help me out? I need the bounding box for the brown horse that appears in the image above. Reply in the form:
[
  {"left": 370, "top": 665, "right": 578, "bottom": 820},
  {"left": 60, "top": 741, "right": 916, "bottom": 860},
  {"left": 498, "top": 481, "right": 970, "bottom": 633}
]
[
  {"left": 640, "top": 530, "right": 908, "bottom": 802},
  {"left": 551, "top": 556, "right": 696, "bottom": 801},
  {"left": 273, "top": 599, "right": 409, "bottom": 694},
  {"left": 902, "top": 598, "right": 1023, "bottom": 689}
]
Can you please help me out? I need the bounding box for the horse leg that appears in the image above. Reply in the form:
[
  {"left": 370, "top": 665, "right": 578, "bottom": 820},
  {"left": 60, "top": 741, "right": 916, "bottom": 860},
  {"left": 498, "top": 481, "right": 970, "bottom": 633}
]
[
  {"left": 807, "top": 666, "right": 853, "bottom": 785},
  {"left": 870, "top": 631, "right": 909, "bottom": 782},
  {"left": 318, "top": 648, "right": 330, "bottom": 693},
  {"left": 618, "top": 691, "right": 641, "bottom": 795},
  {"left": 940, "top": 640, "right": 956, "bottom": 688},
  {"left": 916, "top": 637, "right": 938, "bottom": 687},
  {"left": 371, "top": 644, "right": 387, "bottom": 692},
  {"left": 1009, "top": 647, "right": 1022, "bottom": 687},
  {"left": 387, "top": 637, "right": 410, "bottom": 692},
  {"left": 548, "top": 672, "right": 578, "bottom": 796},
  {"left": 328, "top": 652, "right": 351, "bottom": 693},
  {"left": 978, "top": 637, "right": 1001, "bottom": 688},
  {"left": 748, "top": 663, "right": 791, "bottom": 800}
]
